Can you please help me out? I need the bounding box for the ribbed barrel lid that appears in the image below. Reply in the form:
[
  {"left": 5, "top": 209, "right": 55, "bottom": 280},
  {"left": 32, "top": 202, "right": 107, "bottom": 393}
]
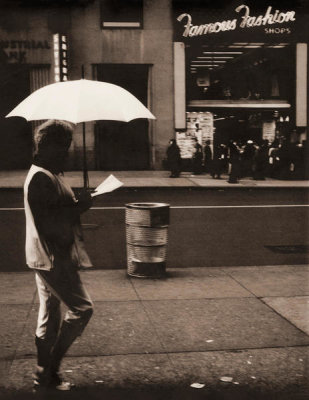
[{"left": 126, "top": 202, "right": 169, "bottom": 209}]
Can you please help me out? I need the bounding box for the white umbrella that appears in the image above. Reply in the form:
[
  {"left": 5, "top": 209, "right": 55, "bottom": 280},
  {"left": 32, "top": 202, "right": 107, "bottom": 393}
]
[
  {"left": 6, "top": 79, "right": 155, "bottom": 123},
  {"left": 6, "top": 79, "right": 156, "bottom": 186}
]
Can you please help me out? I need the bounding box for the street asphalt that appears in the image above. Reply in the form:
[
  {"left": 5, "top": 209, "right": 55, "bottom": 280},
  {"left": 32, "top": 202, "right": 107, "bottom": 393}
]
[{"left": 0, "top": 265, "right": 308, "bottom": 400}]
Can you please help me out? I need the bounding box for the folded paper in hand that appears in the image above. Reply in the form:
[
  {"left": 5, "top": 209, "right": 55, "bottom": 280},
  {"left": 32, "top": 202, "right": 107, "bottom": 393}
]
[{"left": 91, "top": 174, "right": 123, "bottom": 197}]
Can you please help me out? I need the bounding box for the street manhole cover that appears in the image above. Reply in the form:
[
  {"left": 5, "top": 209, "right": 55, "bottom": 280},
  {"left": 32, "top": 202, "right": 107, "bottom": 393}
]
[{"left": 265, "top": 245, "right": 309, "bottom": 254}]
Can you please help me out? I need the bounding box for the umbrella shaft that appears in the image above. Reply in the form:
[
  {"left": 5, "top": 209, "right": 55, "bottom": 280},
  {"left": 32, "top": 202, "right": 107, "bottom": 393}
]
[{"left": 82, "top": 122, "right": 89, "bottom": 188}]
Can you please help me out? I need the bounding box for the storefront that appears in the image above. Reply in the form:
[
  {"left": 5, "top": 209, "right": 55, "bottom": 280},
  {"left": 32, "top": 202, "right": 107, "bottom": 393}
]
[
  {"left": 0, "top": 37, "right": 51, "bottom": 169},
  {"left": 0, "top": 0, "right": 68, "bottom": 170},
  {"left": 172, "top": 0, "right": 308, "bottom": 161}
]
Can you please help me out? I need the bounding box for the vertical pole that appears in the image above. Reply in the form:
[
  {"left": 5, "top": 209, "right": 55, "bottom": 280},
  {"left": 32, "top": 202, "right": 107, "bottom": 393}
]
[
  {"left": 81, "top": 65, "right": 89, "bottom": 188},
  {"left": 296, "top": 43, "right": 308, "bottom": 128},
  {"left": 174, "top": 42, "right": 186, "bottom": 130}
]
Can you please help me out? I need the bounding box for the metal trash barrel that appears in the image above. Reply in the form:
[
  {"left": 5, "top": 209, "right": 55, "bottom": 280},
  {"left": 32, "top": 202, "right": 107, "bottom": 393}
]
[{"left": 125, "top": 203, "right": 170, "bottom": 278}]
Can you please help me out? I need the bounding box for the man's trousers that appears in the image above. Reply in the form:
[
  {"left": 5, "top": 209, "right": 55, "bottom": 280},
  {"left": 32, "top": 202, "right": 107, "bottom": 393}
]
[{"left": 34, "top": 264, "right": 93, "bottom": 371}]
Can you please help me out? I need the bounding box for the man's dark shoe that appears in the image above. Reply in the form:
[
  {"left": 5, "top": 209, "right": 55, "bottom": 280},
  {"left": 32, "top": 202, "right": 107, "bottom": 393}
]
[
  {"left": 33, "top": 367, "right": 74, "bottom": 391},
  {"left": 50, "top": 371, "right": 75, "bottom": 391},
  {"left": 33, "top": 366, "right": 50, "bottom": 388}
]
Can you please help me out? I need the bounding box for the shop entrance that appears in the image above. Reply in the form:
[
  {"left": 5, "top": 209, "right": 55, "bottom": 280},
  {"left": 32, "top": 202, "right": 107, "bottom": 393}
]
[
  {"left": 0, "top": 64, "right": 32, "bottom": 169},
  {"left": 94, "top": 64, "right": 150, "bottom": 170},
  {"left": 185, "top": 42, "right": 293, "bottom": 146}
]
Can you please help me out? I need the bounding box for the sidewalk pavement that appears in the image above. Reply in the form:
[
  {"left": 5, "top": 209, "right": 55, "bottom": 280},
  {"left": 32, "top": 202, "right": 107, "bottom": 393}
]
[
  {"left": 0, "top": 170, "right": 308, "bottom": 189},
  {"left": 0, "top": 264, "right": 308, "bottom": 400}
]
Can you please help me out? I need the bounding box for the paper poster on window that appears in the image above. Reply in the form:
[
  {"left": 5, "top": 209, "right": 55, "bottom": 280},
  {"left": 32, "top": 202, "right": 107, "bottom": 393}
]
[
  {"left": 262, "top": 121, "right": 276, "bottom": 143},
  {"left": 176, "top": 112, "right": 214, "bottom": 158},
  {"left": 176, "top": 131, "right": 196, "bottom": 159}
]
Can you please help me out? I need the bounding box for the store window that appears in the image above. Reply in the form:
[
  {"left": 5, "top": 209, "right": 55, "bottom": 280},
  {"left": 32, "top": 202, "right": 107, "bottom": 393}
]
[
  {"left": 186, "top": 44, "right": 294, "bottom": 103},
  {"left": 184, "top": 42, "right": 294, "bottom": 147},
  {"left": 0, "top": 64, "right": 32, "bottom": 169},
  {"left": 100, "top": 0, "right": 143, "bottom": 28}
]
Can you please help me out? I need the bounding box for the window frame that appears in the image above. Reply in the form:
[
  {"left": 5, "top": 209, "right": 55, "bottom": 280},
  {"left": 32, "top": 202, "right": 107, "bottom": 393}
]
[{"left": 100, "top": 0, "right": 143, "bottom": 29}]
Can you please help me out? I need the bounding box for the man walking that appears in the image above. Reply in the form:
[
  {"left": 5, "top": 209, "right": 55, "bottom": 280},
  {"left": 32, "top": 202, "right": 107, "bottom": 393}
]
[{"left": 24, "top": 120, "right": 94, "bottom": 391}]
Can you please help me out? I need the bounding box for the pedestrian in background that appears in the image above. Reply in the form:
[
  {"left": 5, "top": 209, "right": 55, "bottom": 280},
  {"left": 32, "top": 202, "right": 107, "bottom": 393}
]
[
  {"left": 228, "top": 140, "right": 242, "bottom": 184},
  {"left": 290, "top": 141, "right": 304, "bottom": 180},
  {"left": 166, "top": 138, "right": 181, "bottom": 178},
  {"left": 24, "top": 120, "right": 94, "bottom": 391},
  {"left": 241, "top": 140, "right": 256, "bottom": 178},
  {"left": 211, "top": 144, "right": 226, "bottom": 179},
  {"left": 303, "top": 140, "right": 309, "bottom": 179},
  {"left": 220, "top": 143, "right": 229, "bottom": 174},
  {"left": 253, "top": 139, "right": 269, "bottom": 180},
  {"left": 192, "top": 137, "right": 203, "bottom": 175},
  {"left": 268, "top": 139, "right": 279, "bottom": 178},
  {"left": 203, "top": 139, "right": 212, "bottom": 174},
  {"left": 277, "top": 138, "right": 291, "bottom": 179}
]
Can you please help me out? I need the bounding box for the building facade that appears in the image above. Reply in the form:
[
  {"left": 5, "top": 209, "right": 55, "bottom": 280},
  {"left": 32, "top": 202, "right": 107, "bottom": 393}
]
[
  {"left": 0, "top": 0, "right": 174, "bottom": 170},
  {"left": 0, "top": 0, "right": 307, "bottom": 171}
]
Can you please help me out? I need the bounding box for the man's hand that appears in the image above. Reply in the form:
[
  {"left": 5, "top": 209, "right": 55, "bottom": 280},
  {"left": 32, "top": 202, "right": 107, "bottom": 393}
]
[{"left": 76, "top": 189, "right": 92, "bottom": 213}]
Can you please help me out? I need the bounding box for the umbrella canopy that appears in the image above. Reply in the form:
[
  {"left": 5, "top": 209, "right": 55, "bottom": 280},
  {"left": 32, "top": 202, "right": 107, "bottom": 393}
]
[
  {"left": 6, "top": 79, "right": 155, "bottom": 123},
  {"left": 6, "top": 79, "right": 155, "bottom": 188}
]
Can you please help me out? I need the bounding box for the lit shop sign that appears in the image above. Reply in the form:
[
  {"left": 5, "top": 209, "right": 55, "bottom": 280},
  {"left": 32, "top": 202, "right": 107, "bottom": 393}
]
[
  {"left": 177, "top": 5, "right": 296, "bottom": 37},
  {"left": 53, "top": 34, "right": 68, "bottom": 82}
]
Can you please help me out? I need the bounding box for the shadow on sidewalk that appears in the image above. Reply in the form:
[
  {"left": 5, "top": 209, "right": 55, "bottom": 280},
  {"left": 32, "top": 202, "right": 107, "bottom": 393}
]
[{"left": 1, "top": 383, "right": 308, "bottom": 400}]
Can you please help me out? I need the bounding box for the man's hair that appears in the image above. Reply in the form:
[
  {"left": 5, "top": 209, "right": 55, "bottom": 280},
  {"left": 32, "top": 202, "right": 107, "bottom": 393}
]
[{"left": 34, "top": 120, "right": 74, "bottom": 154}]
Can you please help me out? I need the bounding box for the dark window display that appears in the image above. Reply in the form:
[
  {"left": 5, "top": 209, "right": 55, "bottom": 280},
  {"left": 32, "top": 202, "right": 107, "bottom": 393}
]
[
  {"left": 184, "top": 43, "right": 294, "bottom": 151},
  {"left": 186, "top": 43, "right": 294, "bottom": 102}
]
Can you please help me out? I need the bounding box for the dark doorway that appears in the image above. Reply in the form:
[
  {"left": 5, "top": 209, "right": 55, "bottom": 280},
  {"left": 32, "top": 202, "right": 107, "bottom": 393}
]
[
  {"left": 0, "top": 64, "right": 32, "bottom": 170},
  {"left": 95, "top": 64, "right": 150, "bottom": 170}
]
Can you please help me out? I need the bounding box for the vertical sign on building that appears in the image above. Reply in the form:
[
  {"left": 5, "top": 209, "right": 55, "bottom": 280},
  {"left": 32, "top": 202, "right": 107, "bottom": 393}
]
[{"left": 53, "top": 34, "right": 68, "bottom": 82}]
